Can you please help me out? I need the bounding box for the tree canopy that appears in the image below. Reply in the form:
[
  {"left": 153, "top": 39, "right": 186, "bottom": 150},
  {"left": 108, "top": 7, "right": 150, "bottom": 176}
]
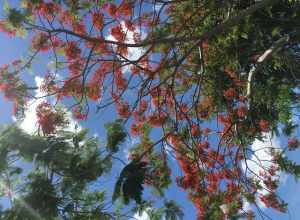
[{"left": 1, "top": 0, "right": 300, "bottom": 219}]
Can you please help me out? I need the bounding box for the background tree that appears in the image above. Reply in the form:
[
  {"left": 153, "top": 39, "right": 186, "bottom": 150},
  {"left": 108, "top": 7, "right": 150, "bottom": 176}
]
[
  {"left": 1, "top": 0, "right": 300, "bottom": 219},
  {"left": 0, "top": 123, "right": 183, "bottom": 220}
]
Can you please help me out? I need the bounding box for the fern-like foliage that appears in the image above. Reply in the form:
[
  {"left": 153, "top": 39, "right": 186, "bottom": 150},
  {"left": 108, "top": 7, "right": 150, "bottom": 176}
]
[{"left": 105, "top": 119, "right": 127, "bottom": 153}]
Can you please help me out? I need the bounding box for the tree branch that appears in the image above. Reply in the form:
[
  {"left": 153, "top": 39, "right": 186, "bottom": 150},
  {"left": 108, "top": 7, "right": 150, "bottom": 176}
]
[
  {"left": 246, "top": 34, "right": 290, "bottom": 104},
  {"left": 26, "top": 0, "right": 279, "bottom": 49}
]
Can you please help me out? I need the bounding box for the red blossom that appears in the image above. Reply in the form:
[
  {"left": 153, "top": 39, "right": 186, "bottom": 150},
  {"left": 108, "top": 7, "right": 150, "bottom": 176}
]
[
  {"left": 237, "top": 105, "right": 248, "bottom": 118},
  {"left": 115, "top": 68, "right": 127, "bottom": 90},
  {"left": 198, "top": 141, "right": 209, "bottom": 149},
  {"left": 288, "top": 138, "right": 298, "bottom": 150},
  {"left": 36, "top": 102, "right": 64, "bottom": 134},
  {"left": 130, "top": 123, "right": 142, "bottom": 136},
  {"left": 125, "top": 20, "right": 135, "bottom": 31},
  {"left": 223, "top": 88, "right": 236, "bottom": 100},
  {"left": 38, "top": 2, "right": 60, "bottom": 20},
  {"left": 111, "top": 25, "right": 126, "bottom": 42},
  {"left": 117, "top": 2, "right": 132, "bottom": 17},
  {"left": 148, "top": 112, "right": 167, "bottom": 127},
  {"left": 107, "top": 3, "right": 117, "bottom": 18},
  {"left": 139, "top": 100, "right": 148, "bottom": 112},
  {"left": 0, "top": 20, "right": 16, "bottom": 36},
  {"left": 202, "top": 128, "right": 211, "bottom": 136},
  {"left": 65, "top": 41, "right": 81, "bottom": 60},
  {"left": 32, "top": 33, "right": 50, "bottom": 51},
  {"left": 259, "top": 193, "right": 286, "bottom": 212},
  {"left": 131, "top": 65, "right": 140, "bottom": 75},
  {"left": 59, "top": 10, "right": 74, "bottom": 25},
  {"left": 87, "top": 81, "right": 102, "bottom": 101},
  {"left": 239, "top": 95, "right": 247, "bottom": 102},
  {"left": 191, "top": 124, "right": 201, "bottom": 137},
  {"left": 72, "top": 21, "right": 87, "bottom": 35},
  {"left": 202, "top": 40, "right": 209, "bottom": 49},
  {"left": 116, "top": 101, "right": 131, "bottom": 118},
  {"left": 177, "top": 103, "right": 189, "bottom": 120},
  {"left": 259, "top": 119, "right": 269, "bottom": 132},
  {"left": 92, "top": 12, "right": 104, "bottom": 30},
  {"left": 73, "top": 106, "right": 87, "bottom": 120}
]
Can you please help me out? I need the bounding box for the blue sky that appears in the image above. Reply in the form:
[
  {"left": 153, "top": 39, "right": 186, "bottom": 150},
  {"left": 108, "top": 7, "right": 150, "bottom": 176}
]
[{"left": 1, "top": 2, "right": 300, "bottom": 220}]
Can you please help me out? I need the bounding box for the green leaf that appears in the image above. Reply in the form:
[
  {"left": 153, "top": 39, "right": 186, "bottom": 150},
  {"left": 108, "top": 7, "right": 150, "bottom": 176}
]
[
  {"left": 7, "top": 8, "right": 25, "bottom": 28},
  {"left": 16, "top": 27, "right": 27, "bottom": 38},
  {"left": 276, "top": 153, "right": 300, "bottom": 180},
  {"left": 240, "top": 32, "right": 248, "bottom": 39},
  {"left": 164, "top": 201, "right": 184, "bottom": 220},
  {"left": 3, "top": 0, "right": 10, "bottom": 13},
  {"left": 105, "top": 119, "right": 127, "bottom": 153}
]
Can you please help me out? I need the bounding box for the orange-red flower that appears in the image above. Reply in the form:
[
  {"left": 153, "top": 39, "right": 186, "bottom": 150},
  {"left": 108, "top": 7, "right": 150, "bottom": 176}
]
[
  {"left": 92, "top": 12, "right": 104, "bottom": 30},
  {"left": 224, "top": 88, "right": 236, "bottom": 100},
  {"left": 259, "top": 119, "right": 269, "bottom": 132}
]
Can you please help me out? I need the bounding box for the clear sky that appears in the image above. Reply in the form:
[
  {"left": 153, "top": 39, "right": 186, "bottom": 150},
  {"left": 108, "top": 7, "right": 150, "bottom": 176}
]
[{"left": 1, "top": 2, "right": 300, "bottom": 220}]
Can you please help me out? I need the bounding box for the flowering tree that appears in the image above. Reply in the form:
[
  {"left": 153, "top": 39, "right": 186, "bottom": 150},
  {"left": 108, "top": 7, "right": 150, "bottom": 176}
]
[{"left": 1, "top": 0, "right": 300, "bottom": 219}]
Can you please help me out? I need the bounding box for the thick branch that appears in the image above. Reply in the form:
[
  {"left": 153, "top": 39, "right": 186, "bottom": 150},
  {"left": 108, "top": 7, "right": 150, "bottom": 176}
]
[
  {"left": 28, "top": 0, "right": 279, "bottom": 48},
  {"left": 246, "top": 34, "right": 290, "bottom": 101}
]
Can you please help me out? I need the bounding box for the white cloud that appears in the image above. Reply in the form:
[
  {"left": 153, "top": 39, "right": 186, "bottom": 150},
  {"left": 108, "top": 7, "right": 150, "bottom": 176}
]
[
  {"left": 154, "top": 3, "right": 163, "bottom": 12},
  {"left": 17, "top": 76, "right": 44, "bottom": 134},
  {"left": 133, "top": 211, "right": 150, "bottom": 220},
  {"left": 243, "top": 133, "right": 280, "bottom": 177},
  {"left": 241, "top": 132, "right": 281, "bottom": 210},
  {"left": 64, "top": 110, "right": 81, "bottom": 132}
]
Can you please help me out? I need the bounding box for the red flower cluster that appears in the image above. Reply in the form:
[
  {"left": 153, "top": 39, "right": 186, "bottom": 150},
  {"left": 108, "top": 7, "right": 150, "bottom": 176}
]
[
  {"left": 111, "top": 25, "right": 126, "bottom": 42},
  {"left": 177, "top": 103, "right": 189, "bottom": 120},
  {"left": 59, "top": 10, "right": 74, "bottom": 25},
  {"left": 116, "top": 101, "right": 131, "bottom": 118},
  {"left": 260, "top": 193, "right": 286, "bottom": 212},
  {"left": 72, "top": 106, "right": 87, "bottom": 120},
  {"left": 191, "top": 124, "right": 201, "bottom": 137},
  {"left": 117, "top": 2, "right": 132, "bottom": 17},
  {"left": 72, "top": 21, "right": 87, "bottom": 35},
  {"left": 131, "top": 100, "right": 148, "bottom": 126},
  {"left": 130, "top": 65, "right": 140, "bottom": 75},
  {"left": 68, "top": 59, "right": 84, "bottom": 77},
  {"left": 115, "top": 68, "right": 127, "bottom": 91},
  {"left": 105, "top": 2, "right": 132, "bottom": 18},
  {"left": 36, "top": 102, "right": 64, "bottom": 134},
  {"left": 107, "top": 3, "right": 117, "bottom": 18},
  {"left": 125, "top": 20, "right": 135, "bottom": 32},
  {"left": 92, "top": 12, "right": 104, "bottom": 30},
  {"left": 259, "top": 119, "right": 269, "bottom": 132},
  {"left": 36, "top": 2, "right": 60, "bottom": 20},
  {"left": 148, "top": 112, "right": 167, "bottom": 127},
  {"left": 87, "top": 81, "right": 102, "bottom": 101},
  {"left": 130, "top": 123, "right": 143, "bottom": 136},
  {"left": 0, "top": 78, "right": 17, "bottom": 100},
  {"left": 65, "top": 41, "right": 81, "bottom": 60},
  {"left": 59, "top": 78, "right": 83, "bottom": 98},
  {"left": 0, "top": 20, "right": 16, "bottom": 36},
  {"left": 0, "top": 65, "right": 25, "bottom": 115},
  {"left": 40, "top": 73, "right": 58, "bottom": 95},
  {"left": 223, "top": 88, "right": 236, "bottom": 100},
  {"left": 32, "top": 33, "right": 54, "bottom": 52},
  {"left": 288, "top": 138, "right": 298, "bottom": 150},
  {"left": 237, "top": 105, "right": 248, "bottom": 118}
]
